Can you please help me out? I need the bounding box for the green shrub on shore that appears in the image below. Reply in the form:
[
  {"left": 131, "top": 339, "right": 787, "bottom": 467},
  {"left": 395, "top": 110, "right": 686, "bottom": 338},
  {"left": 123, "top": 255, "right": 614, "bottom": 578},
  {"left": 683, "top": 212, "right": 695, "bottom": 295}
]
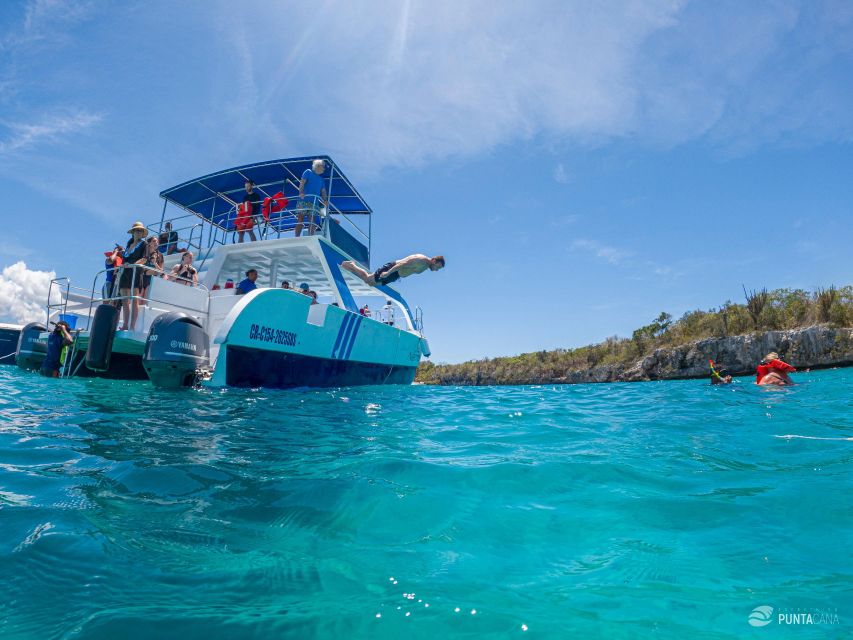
[{"left": 416, "top": 285, "right": 853, "bottom": 385}]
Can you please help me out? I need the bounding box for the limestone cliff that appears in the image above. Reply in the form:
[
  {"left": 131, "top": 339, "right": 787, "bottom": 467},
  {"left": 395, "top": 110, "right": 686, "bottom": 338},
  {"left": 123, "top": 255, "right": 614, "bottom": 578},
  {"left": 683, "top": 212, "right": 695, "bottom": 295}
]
[{"left": 607, "top": 326, "right": 851, "bottom": 382}]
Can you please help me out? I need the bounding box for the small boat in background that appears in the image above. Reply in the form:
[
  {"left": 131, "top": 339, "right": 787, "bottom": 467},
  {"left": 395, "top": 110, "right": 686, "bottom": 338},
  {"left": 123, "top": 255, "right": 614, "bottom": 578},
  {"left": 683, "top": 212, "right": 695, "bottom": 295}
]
[{"left": 0, "top": 323, "right": 22, "bottom": 365}]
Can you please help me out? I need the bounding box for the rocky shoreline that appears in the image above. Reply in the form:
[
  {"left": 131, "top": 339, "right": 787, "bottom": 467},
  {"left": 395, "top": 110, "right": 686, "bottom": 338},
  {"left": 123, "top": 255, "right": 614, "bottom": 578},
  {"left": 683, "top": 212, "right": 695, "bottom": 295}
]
[
  {"left": 425, "top": 326, "right": 853, "bottom": 385},
  {"left": 556, "top": 326, "right": 853, "bottom": 384}
]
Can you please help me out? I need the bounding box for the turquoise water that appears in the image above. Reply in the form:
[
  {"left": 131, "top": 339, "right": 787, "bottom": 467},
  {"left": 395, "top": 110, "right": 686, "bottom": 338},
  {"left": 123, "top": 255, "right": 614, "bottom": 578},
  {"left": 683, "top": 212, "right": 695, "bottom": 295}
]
[{"left": 0, "top": 367, "right": 850, "bottom": 639}]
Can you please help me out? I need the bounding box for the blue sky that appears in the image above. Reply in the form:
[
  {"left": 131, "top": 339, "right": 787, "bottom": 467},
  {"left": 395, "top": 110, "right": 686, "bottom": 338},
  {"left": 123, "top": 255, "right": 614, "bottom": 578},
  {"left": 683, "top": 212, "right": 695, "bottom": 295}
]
[{"left": 0, "top": 0, "right": 851, "bottom": 363}]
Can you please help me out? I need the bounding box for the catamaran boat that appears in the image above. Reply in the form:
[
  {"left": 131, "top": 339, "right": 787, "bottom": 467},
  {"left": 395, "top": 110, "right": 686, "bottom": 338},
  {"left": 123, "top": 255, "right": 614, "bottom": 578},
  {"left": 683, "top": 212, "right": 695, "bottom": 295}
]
[{"left": 16, "top": 156, "right": 430, "bottom": 388}]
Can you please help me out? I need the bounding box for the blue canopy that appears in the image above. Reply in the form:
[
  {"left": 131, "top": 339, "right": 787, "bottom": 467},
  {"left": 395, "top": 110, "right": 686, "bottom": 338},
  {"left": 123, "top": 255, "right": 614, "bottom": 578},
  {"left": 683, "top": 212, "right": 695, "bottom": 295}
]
[{"left": 158, "top": 156, "right": 372, "bottom": 231}]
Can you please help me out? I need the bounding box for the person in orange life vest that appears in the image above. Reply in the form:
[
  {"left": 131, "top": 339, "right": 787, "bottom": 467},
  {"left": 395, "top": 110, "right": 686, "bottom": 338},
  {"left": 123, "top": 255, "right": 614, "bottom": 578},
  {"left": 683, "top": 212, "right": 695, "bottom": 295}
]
[
  {"left": 103, "top": 244, "right": 124, "bottom": 300},
  {"left": 236, "top": 179, "right": 260, "bottom": 243},
  {"left": 755, "top": 352, "right": 796, "bottom": 385}
]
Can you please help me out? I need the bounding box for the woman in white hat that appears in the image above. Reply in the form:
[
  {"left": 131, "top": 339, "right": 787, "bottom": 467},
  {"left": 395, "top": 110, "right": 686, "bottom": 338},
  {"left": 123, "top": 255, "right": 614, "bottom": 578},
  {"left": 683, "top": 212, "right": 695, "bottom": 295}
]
[{"left": 118, "top": 221, "right": 149, "bottom": 331}]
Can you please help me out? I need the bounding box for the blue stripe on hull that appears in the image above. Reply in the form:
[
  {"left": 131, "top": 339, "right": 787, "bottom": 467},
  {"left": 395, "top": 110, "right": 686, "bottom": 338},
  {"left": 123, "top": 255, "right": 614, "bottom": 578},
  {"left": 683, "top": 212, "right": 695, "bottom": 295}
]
[{"left": 225, "top": 345, "right": 417, "bottom": 389}]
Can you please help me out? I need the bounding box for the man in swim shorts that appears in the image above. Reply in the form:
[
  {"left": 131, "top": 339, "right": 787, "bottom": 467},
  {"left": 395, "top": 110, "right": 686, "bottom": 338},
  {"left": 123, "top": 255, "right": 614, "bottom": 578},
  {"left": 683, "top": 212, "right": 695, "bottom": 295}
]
[
  {"left": 341, "top": 254, "right": 445, "bottom": 286},
  {"left": 755, "top": 352, "right": 796, "bottom": 385},
  {"left": 296, "top": 159, "right": 328, "bottom": 237}
]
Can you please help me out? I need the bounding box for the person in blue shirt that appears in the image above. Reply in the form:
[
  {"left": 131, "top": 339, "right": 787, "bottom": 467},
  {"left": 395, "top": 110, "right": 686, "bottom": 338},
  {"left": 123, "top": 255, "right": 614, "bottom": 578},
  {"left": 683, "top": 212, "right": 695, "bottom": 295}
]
[
  {"left": 236, "top": 269, "right": 258, "bottom": 295},
  {"left": 41, "top": 321, "right": 74, "bottom": 378},
  {"left": 296, "top": 158, "right": 328, "bottom": 237}
]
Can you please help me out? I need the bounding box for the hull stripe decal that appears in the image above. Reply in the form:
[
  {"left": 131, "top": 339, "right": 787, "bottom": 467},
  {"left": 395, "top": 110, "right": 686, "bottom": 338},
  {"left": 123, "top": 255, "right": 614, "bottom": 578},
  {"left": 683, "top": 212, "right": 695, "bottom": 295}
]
[
  {"left": 334, "top": 313, "right": 357, "bottom": 359},
  {"left": 342, "top": 315, "right": 363, "bottom": 360},
  {"left": 330, "top": 313, "right": 354, "bottom": 359}
]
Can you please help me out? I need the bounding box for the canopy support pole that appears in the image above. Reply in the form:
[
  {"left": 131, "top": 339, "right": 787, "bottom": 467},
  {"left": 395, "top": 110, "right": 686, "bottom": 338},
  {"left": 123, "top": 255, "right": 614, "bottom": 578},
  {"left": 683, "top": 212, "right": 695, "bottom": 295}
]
[
  {"left": 325, "top": 163, "right": 335, "bottom": 240},
  {"left": 158, "top": 199, "right": 167, "bottom": 233}
]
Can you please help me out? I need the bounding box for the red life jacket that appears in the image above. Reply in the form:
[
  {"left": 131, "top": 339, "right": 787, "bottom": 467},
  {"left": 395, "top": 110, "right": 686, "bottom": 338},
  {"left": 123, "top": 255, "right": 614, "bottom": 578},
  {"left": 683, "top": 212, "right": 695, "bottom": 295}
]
[
  {"left": 271, "top": 191, "right": 288, "bottom": 212},
  {"left": 755, "top": 359, "right": 795, "bottom": 384},
  {"left": 235, "top": 201, "right": 254, "bottom": 230},
  {"left": 262, "top": 192, "right": 288, "bottom": 220}
]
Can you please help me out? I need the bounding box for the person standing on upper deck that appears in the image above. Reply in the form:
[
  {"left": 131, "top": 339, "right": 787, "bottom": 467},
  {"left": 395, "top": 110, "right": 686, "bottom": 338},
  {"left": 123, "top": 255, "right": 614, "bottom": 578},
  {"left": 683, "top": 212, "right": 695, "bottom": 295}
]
[
  {"left": 237, "top": 179, "right": 260, "bottom": 243},
  {"left": 296, "top": 159, "right": 327, "bottom": 237},
  {"left": 158, "top": 222, "right": 178, "bottom": 255}
]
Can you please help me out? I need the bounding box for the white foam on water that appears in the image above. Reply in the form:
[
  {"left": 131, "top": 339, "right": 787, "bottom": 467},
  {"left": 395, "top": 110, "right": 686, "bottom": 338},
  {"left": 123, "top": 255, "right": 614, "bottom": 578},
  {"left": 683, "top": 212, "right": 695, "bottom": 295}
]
[{"left": 774, "top": 434, "right": 853, "bottom": 441}]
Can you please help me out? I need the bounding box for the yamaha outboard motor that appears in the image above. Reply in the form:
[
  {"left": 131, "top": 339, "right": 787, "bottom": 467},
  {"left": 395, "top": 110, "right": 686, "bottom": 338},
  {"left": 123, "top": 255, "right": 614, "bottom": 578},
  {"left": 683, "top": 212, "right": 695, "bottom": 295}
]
[
  {"left": 85, "top": 304, "right": 119, "bottom": 372},
  {"left": 15, "top": 322, "right": 47, "bottom": 370},
  {"left": 143, "top": 312, "right": 209, "bottom": 388}
]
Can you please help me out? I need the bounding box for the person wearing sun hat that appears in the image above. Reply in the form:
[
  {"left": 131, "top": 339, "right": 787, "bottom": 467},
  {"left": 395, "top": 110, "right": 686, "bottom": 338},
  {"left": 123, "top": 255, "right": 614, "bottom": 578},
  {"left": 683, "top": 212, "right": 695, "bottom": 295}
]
[
  {"left": 755, "top": 351, "right": 796, "bottom": 385},
  {"left": 117, "top": 221, "right": 150, "bottom": 331}
]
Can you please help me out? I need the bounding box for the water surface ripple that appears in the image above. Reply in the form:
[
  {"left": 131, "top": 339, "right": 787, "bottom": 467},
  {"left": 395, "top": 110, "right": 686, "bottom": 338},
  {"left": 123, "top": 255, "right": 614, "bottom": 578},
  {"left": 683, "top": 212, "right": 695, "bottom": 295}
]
[{"left": 0, "top": 367, "right": 850, "bottom": 638}]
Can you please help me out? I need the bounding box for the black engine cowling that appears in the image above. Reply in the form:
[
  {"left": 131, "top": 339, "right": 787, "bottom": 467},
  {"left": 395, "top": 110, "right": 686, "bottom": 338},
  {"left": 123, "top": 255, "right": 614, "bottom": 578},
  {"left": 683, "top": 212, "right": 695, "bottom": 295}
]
[
  {"left": 143, "top": 312, "right": 210, "bottom": 388},
  {"left": 15, "top": 322, "right": 47, "bottom": 370}
]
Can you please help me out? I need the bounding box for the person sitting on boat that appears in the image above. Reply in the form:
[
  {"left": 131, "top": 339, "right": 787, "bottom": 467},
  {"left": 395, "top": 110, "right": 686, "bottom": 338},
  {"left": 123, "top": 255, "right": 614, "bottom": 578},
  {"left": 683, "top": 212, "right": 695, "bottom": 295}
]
[
  {"left": 158, "top": 221, "right": 179, "bottom": 255},
  {"left": 103, "top": 244, "right": 124, "bottom": 301},
  {"left": 296, "top": 159, "right": 327, "bottom": 237},
  {"left": 341, "top": 254, "right": 445, "bottom": 286},
  {"left": 169, "top": 251, "right": 198, "bottom": 286},
  {"left": 756, "top": 352, "right": 796, "bottom": 386},
  {"left": 118, "top": 222, "right": 150, "bottom": 331},
  {"left": 236, "top": 180, "right": 260, "bottom": 243},
  {"left": 281, "top": 280, "right": 291, "bottom": 289},
  {"left": 298, "top": 282, "right": 318, "bottom": 304},
  {"left": 236, "top": 269, "right": 258, "bottom": 295},
  {"left": 40, "top": 321, "right": 74, "bottom": 378}
]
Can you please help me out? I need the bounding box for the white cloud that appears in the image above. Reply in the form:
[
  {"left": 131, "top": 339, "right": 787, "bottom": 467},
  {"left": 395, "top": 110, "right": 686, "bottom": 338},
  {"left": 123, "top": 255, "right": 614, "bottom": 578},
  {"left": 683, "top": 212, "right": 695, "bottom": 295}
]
[
  {"left": 1, "top": 0, "right": 92, "bottom": 51},
  {"left": 229, "top": 0, "right": 680, "bottom": 172},
  {"left": 0, "top": 110, "right": 102, "bottom": 155},
  {"left": 570, "top": 238, "right": 631, "bottom": 265},
  {"left": 221, "top": 0, "right": 853, "bottom": 174},
  {"left": 553, "top": 163, "right": 570, "bottom": 184},
  {"left": 0, "top": 261, "right": 55, "bottom": 325}
]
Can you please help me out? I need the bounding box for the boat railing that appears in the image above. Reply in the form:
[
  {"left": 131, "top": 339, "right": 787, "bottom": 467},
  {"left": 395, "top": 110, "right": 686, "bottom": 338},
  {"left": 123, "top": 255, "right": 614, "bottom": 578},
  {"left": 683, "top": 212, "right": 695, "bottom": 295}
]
[
  {"left": 414, "top": 306, "right": 425, "bottom": 334},
  {"left": 45, "top": 277, "right": 70, "bottom": 327},
  {"left": 140, "top": 212, "right": 208, "bottom": 258},
  {"left": 83, "top": 263, "right": 211, "bottom": 333},
  {"left": 46, "top": 277, "right": 94, "bottom": 330},
  {"left": 149, "top": 190, "right": 370, "bottom": 259}
]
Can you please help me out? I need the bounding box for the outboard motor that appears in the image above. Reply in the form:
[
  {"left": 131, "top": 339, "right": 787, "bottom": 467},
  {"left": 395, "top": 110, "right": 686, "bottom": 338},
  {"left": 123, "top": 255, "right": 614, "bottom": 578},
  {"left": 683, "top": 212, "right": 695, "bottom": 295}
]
[
  {"left": 85, "top": 304, "right": 119, "bottom": 372},
  {"left": 143, "top": 312, "right": 209, "bottom": 388},
  {"left": 15, "top": 322, "right": 47, "bottom": 370}
]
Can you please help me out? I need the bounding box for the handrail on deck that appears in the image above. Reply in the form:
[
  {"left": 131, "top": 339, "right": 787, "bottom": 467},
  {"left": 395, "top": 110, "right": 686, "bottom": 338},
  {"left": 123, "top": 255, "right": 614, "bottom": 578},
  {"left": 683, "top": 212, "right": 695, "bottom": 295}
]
[{"left": 72, "top": 263, "right": 212, "bottom": 334}]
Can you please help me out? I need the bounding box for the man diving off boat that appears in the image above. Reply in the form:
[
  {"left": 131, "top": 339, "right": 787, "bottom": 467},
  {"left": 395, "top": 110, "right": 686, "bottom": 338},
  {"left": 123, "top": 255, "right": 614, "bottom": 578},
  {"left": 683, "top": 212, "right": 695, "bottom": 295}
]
[{"left": 341, "top": 254, "right": 445, "bottom": 286}]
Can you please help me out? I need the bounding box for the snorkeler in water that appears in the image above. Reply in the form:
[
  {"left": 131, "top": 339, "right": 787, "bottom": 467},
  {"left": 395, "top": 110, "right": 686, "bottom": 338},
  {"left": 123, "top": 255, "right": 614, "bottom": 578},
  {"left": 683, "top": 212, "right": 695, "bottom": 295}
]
[
  {"left": 709, "top": 359, "right": 732, "bottom": 385},
  {"left": 755, "top": 352, "right": 796, "bottom": 386}
]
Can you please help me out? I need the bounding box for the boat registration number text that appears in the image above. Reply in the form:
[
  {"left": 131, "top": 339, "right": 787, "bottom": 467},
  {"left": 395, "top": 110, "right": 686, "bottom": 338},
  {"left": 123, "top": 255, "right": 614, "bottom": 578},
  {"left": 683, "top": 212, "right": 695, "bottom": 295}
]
[{"left": 248, "top": 323, "right": 298, "bottom": 347}]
